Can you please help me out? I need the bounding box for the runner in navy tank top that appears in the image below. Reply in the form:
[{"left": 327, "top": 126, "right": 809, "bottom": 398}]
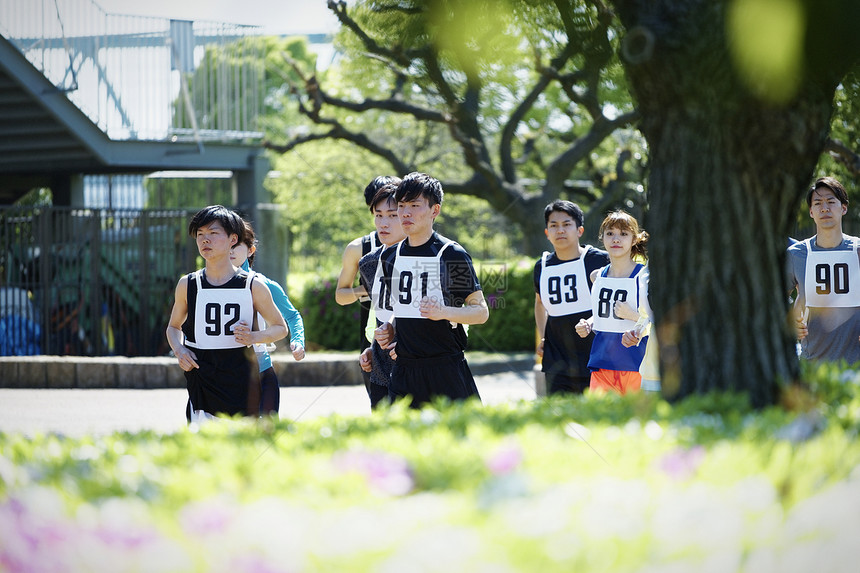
[
  {"left": 357, "top": 183, "right": 407, "bottom": 409},
  {"left": 335, "top": 176, "right": 402, "bottom": 399},
  {"left": 575, "top": 210, "right": 650, "bottom": 395}
]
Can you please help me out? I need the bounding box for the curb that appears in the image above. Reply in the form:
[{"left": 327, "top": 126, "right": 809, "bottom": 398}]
[{"left": 0, "top": 352, "right": 536, "bottom": 389}]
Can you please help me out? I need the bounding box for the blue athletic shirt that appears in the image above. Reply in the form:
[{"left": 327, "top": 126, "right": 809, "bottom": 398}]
[
  {"left": 587, "top": 263, "right": 648, "bottom": 373},
  {"left": 241, "top": 260, "right": 305, "bottom": 372},
  {"left": 787, "top": 235, "right": 860, "bottom": 364}
]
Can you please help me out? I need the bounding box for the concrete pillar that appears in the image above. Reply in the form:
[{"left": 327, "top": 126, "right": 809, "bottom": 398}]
[
  {"left": 50, "top": 174, "right": 85, "bottom": 206},
  {"left": 234, "top": 153, "right": 288, "bottom": 284}
]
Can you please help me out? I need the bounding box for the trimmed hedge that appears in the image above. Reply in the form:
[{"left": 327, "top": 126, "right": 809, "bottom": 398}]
[
  {"left": 297, "top": 259, "right": 537, "bottom": 352},
  {"left": 467, "top": 259, "right": 535, "bottom": 352},
  {"left": 298, "top": 277, "right": 361, "bottom": 351}
]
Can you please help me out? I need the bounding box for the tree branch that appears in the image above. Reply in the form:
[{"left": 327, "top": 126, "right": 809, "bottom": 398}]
[
  {"left": 498, "top": 0, "right": 585, "bottom": 184},
  {"left": 272, "top": 52, "right": 324, "bottom": 120},
  {"left": 441, "top": 177, "right": 487, "bottom": 199},
  {"left": 545, "top": 110, "right": 640, "bottom": 189},
  {"left": 318, "top": 92, "right": 449, "bottom": 123},
  {"left": 547, "top": 69, "right": 600, "bottom": 117},
  {"left": 554, "top": 0, "right": 614, "bottom": 119},
  {"left": 418, "top": 45, "right": 500, "bottom": 190},
  {"left": 500, "top": 76, "right": 549, "bottom": 184},
  {"left": 263, "top": 132, "right": 336, "bottom": 154},
  {"left": 418, "top": 45, "right": 460, "bottom": 108},
  {"left": 277, "top": 49, "right": 448, "bottom": 126},
  {"left": 499, "top": 0, "right": 614, "bottom": 184},
  {"left": 266, "top": 49, "right": 412, "bottom": 172},
  {"left": 263, "top": 124, "right": 412, "bottom": 176},
  {"left": 371, "top": 2, "right": 423, "bottom": 16},
  {"left": 442, "top": 174, "right": 535, "bottom": 225},
  {"left": 269, "top": 48, "right": 441, "bottom": 173},
  {"left": 825, "top": 137, "right": 860, "bottom": 176}
]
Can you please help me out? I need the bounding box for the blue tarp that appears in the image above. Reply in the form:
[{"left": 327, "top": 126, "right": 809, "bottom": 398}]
[{"left": 0, "top": 315, "right": 41, "bottom": 356}]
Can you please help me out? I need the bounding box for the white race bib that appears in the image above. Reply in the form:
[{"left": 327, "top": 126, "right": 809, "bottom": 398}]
[
  {"left": 538, "top": 248, "right": 592, "bottom": 316},
  {"left": 591, "top": 266, "right": 641, "bottom": 334},
  {"left": 804, "top": 238, "right": 860, "bottom": 308},
  {"left": 391, "top": 240, "right": 454, "bottom": 319},
  {"left": 188, "top": 270, "right": 255, "bottom": 349}
]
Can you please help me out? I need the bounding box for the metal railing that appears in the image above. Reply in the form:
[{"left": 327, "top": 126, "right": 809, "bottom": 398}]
[
  {"left": 0, "top": 206, "right": 199, "bottom": 356},
  {"left": 0, "top": 0, "right": 264, "bottom": 142}
]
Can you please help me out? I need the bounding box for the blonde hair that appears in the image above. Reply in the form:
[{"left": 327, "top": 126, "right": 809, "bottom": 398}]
[{"left": 598, "top": 210, "right": 648, "bottom": 260}]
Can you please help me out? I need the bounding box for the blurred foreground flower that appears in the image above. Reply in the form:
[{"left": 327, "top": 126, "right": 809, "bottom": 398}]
[
  {"left": 333, "top": 450, "right": 414, "bottom": 496},
  {"left": 657, "top": 446, "right": 705, "bottom": 480},
  {"left": 0, "top": 487, "right": 191, "bottom": 573},
  {"left": 486, "top": 441, "right": 523, "bottom": 475}
]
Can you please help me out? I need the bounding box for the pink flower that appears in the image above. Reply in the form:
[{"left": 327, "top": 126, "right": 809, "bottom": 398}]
[
  {"left": 486, "top": 443, "right": 523, "bottom": 475},
  {"left": 230, "top": 553, "right": 284, "bottom": 573},
  {"left": 179, "top": 498, "right": 235, "bottom": 536},
  {"left": 94, "top": 525, "right": 159, "bottom": 549},
  {"left": 657, "top": 446, "right": 705, "bottom": 480},
  {"left": 333, "top": 450, "right": 413, "bottom": 496}
]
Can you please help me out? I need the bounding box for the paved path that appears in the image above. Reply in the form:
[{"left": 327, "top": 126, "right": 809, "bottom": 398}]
[{"left": 0, "top": 370, "right": 538, "bottom": 437}]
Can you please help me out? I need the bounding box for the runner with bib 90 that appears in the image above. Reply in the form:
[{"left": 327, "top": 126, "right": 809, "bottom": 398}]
[{"left": 788, "top": 177, "right": 860, "bottom": 365}]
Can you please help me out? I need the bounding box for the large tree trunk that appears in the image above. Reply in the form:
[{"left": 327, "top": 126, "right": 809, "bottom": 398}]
[
  {"left": 646, "top": 106, "right": 831, "bottom": 407},
  {"left": 610, "top": 1, "right": 843, "bottom": 406}
]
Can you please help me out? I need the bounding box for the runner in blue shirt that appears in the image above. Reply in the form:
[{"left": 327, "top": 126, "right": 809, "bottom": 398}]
[{"left": 232, "top": 220, "right": 305, "bottom": 417}]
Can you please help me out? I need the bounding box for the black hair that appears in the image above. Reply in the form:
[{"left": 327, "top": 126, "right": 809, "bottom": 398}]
[
  {"left": 368, "top": 182, "right": 399, "bottom": 212},
  {"left": 364, "top": 175, "right": 402, "bottom": 206},
  {"left": 187, "top": 205, "right": 245, "bottom": 243},
  {"left": 807, "top": 176, "right": 849, "bottom": 207},
  {"left": 394, "top": 172, "right": 443, "bottom": 206},
  {"left": 238, "top": 220, "right": 258, "bottom": 267},
  {"left": 543, "top": 199, "right": 584, "bottom": 228}
]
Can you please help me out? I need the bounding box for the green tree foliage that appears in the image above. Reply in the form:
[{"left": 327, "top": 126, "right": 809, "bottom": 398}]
[
  {"left": 268, "top": 141, "right": 391, "bottom": 274},
  {"left": 12, "top": 187, "right": 52, "bottom": 206},
  {"left": 263, "top": 0, "right": 646, "bottom": 256},
  {"left": 264, "top": 96, "right": 523, "bottom": 273},
  {"left": 143, "top": 177, "right": 233, "bottom": 209},
  {"left": 808, "top": 70, "right": 860, "bottom": 236},
  {"left": 173, "top": 35, "right": 314, "bottom": 134}
]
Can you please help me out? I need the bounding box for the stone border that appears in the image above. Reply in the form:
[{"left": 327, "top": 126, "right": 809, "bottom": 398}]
[
  {"left": 0, "top": 356, "right": 185, "bottom": 389},
  {"left": 0, "top": 353, "right": 535, "bottom": 389}
]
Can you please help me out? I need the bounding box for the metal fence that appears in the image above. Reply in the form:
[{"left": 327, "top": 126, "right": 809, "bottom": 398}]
[
  {"left": 0, "top": 206, "right": 198, "bottom": 356},
  {"left": 0, "top": 0, "right": 263, "bottom": 142}
]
